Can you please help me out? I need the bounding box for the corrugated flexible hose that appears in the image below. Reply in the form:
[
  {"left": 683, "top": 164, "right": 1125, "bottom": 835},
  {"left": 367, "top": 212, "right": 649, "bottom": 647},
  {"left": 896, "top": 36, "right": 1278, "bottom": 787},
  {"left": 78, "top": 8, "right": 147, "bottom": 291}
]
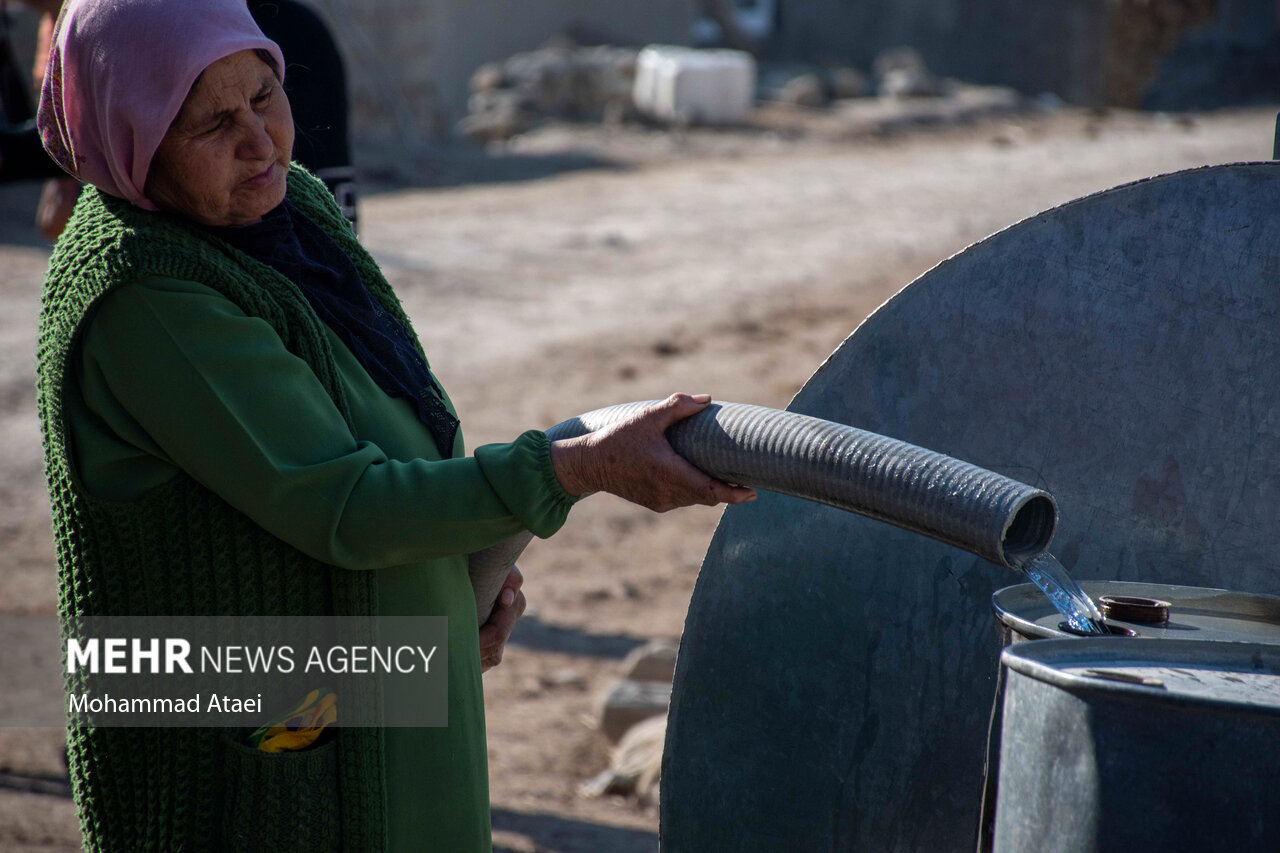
[{"left": 468, "top": 401, "right": 1057, "bottom": 623}]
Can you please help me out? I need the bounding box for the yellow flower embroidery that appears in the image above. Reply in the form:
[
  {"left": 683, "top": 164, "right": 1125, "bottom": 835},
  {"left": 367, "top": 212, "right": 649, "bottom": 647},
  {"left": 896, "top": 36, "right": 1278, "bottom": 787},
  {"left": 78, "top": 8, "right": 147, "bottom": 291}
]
[{"left": 249, "top": 688, "right": 337, "bottom": 753}]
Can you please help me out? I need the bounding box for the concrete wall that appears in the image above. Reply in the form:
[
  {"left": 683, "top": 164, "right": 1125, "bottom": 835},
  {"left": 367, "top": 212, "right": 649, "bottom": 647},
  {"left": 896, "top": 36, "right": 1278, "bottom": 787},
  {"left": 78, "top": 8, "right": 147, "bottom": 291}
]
[
  {"left": 306, "top": 0, "right": 441, "bottom": 168},
  {"left": 774, "top": 0, "right": 1111, "bottom": 105},
  {"left": 773, "top": 0, "right": 1274, "bottom": 107},
  {"left": 1218, "top": 0, "right": 1278, "bottom": 45},
  {"left": 308, "top": 0, "right": 695, "bottom": 168}
]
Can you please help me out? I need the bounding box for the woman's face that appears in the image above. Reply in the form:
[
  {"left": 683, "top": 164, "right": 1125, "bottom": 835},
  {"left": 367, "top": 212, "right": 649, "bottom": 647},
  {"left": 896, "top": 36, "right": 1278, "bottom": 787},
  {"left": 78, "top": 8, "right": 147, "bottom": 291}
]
[{"left": 146, "top": 50, "right": 293, "bottom": 228}]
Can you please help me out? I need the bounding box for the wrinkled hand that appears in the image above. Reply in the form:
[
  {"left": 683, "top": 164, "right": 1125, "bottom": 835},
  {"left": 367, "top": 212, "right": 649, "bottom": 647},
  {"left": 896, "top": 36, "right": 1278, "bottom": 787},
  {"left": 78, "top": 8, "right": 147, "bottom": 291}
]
[
  {"left": 550, "top": 393, "right": 757, "bottom": 512},
  {"left": 479, "top": 567, "right": 526, "bottom": 672}
]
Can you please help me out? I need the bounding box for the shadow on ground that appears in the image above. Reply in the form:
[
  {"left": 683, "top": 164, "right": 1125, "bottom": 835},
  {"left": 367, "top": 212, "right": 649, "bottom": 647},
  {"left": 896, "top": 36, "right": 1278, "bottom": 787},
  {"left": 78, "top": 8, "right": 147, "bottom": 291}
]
[
  {"left": 493, "top": 807, "right": 658, "bottom": 853},
  {"left": 0, "top": 769, "right": 70, "bottom": 799},
  {"left": 507, "top": 614, "right": 648, "bottom": 660},
  {"left": 361, "top": 144, "right": 626, "bottom": 193}
]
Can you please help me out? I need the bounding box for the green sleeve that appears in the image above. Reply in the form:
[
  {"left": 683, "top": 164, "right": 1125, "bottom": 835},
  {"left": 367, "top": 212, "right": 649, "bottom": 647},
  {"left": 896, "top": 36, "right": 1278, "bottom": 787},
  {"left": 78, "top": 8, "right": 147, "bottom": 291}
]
[{"left": 75, "top": 276, "right": 576, "bottom": 570}]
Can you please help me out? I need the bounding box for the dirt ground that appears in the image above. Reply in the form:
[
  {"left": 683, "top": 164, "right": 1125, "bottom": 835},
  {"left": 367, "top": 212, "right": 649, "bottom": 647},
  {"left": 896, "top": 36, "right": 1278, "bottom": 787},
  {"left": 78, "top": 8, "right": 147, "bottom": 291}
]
[{"left": 0, "top": 104, "right": 1274, "bottom": 852}]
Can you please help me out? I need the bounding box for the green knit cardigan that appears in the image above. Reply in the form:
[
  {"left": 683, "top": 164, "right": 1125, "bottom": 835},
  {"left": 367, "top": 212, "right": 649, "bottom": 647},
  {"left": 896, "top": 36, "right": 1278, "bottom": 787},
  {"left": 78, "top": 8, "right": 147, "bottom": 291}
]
[{"left": 38, "top": 166, "right": 401, "bottom": 852}]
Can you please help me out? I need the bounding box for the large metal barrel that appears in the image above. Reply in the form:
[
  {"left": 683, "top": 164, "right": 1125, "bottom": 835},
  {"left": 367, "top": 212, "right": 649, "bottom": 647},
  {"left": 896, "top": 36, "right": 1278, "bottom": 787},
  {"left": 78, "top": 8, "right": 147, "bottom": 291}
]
[
  {"left": 978, "top": 580, "right": 1280, "bottom": 848},
  {"left": 661, "top": 163, "right": 1280, "bottom": 852},
  {"left": 993, "top": 639, "right": 1280, "bottom": 852}
]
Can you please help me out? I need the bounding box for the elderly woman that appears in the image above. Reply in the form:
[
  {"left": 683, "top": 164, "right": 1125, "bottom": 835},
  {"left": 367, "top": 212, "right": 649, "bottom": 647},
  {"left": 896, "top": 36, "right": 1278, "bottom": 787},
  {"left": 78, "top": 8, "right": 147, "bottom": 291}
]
[{"left": 36, "top": 1, "right": 754, "bottom": 850}]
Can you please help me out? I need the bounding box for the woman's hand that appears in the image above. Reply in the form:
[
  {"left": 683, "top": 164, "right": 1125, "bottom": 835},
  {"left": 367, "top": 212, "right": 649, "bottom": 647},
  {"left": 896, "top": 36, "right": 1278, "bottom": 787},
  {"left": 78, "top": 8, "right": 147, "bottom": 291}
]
[
  {"left": 549, "top": 393, "right": 758, "bottom": 512},
  {"left": 479, "top": 567, "right": 526, "bottom": 672}
]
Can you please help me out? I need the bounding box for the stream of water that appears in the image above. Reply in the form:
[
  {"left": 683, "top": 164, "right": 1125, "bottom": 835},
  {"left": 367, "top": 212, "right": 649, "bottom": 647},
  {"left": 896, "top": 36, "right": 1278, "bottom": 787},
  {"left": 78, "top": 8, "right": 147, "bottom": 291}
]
[{"left": 1019, "top": 553, "right": 1108, "bottom": 634}]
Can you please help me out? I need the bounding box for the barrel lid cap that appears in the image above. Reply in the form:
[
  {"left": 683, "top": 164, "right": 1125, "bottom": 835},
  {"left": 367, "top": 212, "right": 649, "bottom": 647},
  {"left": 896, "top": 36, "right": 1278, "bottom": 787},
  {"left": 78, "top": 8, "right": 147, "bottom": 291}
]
[{"left": 992, "top": 580, "right": 1280, "bottom": 644}]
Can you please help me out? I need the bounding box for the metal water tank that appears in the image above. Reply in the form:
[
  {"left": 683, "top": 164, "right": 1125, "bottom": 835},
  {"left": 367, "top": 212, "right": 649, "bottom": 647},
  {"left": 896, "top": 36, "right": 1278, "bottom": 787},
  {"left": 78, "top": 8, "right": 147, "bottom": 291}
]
[
  {"left": 662, "top": 162, "right": 1280, "bottom": 852},
  {"left": 993, "top": 638, "right": 1280, "bottom": 852},
  {"left": 977, "top": 580, "right": 1280, "bottom": 849}
]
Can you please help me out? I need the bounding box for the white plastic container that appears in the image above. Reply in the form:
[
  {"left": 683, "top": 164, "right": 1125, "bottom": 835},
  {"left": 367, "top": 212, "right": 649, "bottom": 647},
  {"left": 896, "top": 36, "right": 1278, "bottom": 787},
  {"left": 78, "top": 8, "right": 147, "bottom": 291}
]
[{"left": 632, "top": 46, "right": 756, "bottom": 125}]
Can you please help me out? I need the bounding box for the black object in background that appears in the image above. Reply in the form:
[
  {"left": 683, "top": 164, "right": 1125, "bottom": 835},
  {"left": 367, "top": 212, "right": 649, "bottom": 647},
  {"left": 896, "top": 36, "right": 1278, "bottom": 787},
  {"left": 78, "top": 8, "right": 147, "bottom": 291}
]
[
  {"left": 0, "top": 4, "right": 62, "bottom": 183},
  {"left": 250, "top": 0, "right": 357, "bottom": 228}
]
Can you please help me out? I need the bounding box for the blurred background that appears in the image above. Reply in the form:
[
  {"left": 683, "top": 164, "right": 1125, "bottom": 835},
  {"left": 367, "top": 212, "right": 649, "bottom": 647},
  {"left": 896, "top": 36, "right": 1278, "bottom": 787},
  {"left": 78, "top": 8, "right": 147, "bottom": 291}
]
[{"left": 1, "top": 1, "right": 1277, "bottom": 850}]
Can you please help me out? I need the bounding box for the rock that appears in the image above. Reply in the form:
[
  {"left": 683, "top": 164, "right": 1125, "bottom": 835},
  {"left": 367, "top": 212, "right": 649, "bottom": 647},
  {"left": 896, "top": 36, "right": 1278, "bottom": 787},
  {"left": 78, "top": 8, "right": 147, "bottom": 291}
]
[
  {"left": 467, "top": 88, "right": 532, "bottom": 116},
  {"left": 457, "top": 44, "right": 641, "bottom": 143},
  {"left": 538, "top": 668, "right": 588, "bottom": 690},
  {"left": 779, "top": 73, "right": 828, "bottom": 108},
  {"left": 757, "top": 64, "right": 807, "bottom": 95},
  {"left": 457, "top": 89, "right": 535, "bottom": 143},
  {"left": 621, "top": 639, "right": 678, "bottom": 684},
  {"left": 872, "top": 47, "right": 939, "bottom": 98},
  {"left": 458, "top": 43, "right": 640, "bottom": 140},
  {"left": 491, "top": 832, "right": 541, "bottom": 853},
  {"left": 509, "top": 46, "right": 637, "bottom": 117},
  {"left": 470, "top": 62, "right": 507, "bottom": 93},
  {"left": 827, "top": 67, "right": 870, "bottom": 100},
  {"left": 878, "top": 67, "right": 940, "bottom": 98},
  {"left": 509, "top": 51, "right": 576, "bottom": 115},
  {"left": 598, "top": 678, "right": 670, "bottom": 743},
  {"left": 579, "top": 45, "right": 637, "bottom": 102},
  {"left": 579, "top": 713, "right": 666, "bottom": 806}
]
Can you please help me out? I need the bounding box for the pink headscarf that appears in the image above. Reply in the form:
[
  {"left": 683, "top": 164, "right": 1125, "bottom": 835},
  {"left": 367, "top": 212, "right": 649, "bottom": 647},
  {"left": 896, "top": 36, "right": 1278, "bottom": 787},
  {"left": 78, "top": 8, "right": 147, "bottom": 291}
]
[{"left": 37, "top": 0, "right": 285, "bottom": 210}]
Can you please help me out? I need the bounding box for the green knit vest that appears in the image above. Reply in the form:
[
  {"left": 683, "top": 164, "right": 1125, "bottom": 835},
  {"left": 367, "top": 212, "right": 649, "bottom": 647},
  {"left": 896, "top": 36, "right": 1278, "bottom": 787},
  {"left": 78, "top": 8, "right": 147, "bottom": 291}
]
[{"left": 38, "top": 166, "right": 416, "bottom": 852}]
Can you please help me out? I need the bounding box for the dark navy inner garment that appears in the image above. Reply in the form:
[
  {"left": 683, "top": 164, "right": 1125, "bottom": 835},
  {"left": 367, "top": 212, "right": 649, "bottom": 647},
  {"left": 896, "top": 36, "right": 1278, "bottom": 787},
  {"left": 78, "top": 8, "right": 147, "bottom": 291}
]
[{"left": 205, "top": 201, "right": 459, "bottom": 457}]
